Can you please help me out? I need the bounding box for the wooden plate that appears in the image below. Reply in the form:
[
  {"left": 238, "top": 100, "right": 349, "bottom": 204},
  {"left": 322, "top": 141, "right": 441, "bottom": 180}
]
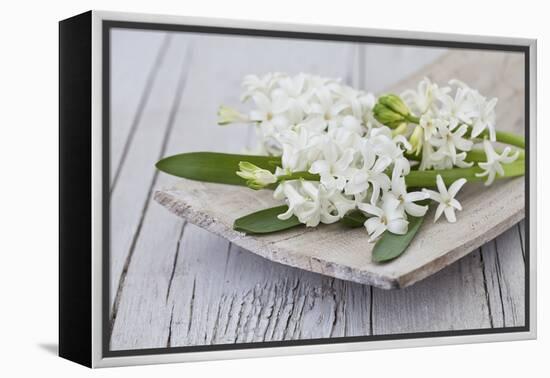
[{"left": 154, "top": 50, "right": 525, "bottom": 289}]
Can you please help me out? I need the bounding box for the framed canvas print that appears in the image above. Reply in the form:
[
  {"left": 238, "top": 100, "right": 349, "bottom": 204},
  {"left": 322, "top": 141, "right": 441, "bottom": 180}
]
[{"left": 59, "top": 10, "right": 537, "bottom": 368}]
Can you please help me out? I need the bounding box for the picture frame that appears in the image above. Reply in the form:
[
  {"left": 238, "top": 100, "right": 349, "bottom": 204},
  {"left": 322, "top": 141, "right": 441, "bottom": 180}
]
[{"left": 59, "top": 10, "right": 537, "bottom": 368}]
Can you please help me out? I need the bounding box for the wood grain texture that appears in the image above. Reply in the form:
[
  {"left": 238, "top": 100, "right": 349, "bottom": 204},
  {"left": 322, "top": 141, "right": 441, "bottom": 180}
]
[
  {"left": 110, "top": 30, "right": 170, "bottom": 187},
  {"left": 481, "top": 225, "right": 526, "bottom": 327},
  {"left": 108, "top": 30, "right": 526, "bottom": 351},
  {"left": 109, "top": 33, "right": 191, "bottom": 312},
  {"left": 111, "top": 32, "right": 368, "bottom": 349},
  {"left": 372, "top": 249, "right": 492, "bottom": 334},
  {"left": 154, "top": 50, "right": 525, "bottom": 289}
]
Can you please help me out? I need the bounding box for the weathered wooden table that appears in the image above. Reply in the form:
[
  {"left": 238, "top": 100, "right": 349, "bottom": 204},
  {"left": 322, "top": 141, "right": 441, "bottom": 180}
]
[{"left": 108, "top": 29, "right": 526, "bottom": 350}]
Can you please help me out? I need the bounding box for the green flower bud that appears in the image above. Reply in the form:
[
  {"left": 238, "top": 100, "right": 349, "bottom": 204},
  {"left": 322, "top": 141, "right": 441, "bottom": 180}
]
[
  {"left": 378, "top": 94, "right": 411, "bottom": 117},
  {"left": 373, "top": 94, "right": 418, "bottom": 128},
  {"left": 217, "top": 105, "right": 249, "bottom": 125},
  {"left": 409, "top": 125, "right": 424, "bottom": 156},
  {"left": 236, "top": 161, "right": 277, "bottom": 190},
  {"left": 373, "top": 102, "right": 407, "bottom": 128}
]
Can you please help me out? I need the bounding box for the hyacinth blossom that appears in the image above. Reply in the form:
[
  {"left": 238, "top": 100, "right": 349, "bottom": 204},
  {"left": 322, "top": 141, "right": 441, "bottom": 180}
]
[
  {"left": 156, "top": 72, "right": 525, "bottom": 262},
  {"left": 217, "top": 72, "right": 522, "bottom": 237}
]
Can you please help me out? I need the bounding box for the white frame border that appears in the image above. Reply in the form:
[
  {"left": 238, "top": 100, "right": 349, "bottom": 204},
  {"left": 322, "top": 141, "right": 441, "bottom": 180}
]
[{"left": 90, "top": 10, "right": 537, "bottom": 368}]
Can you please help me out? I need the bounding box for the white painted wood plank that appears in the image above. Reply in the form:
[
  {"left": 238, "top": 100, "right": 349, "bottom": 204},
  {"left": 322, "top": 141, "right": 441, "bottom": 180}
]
[
  {"left": 481, "top": 226, "right": 525, "bottom": 327},
  {"left": 109, "top": 34, "right": 191, "bottom": 312},
  {"left": 361, "top": 44, "right": 447, "bottom": 93},
  {"left": 388, "top": 50, "right": 525, "bottom": 135},
  {"left": 166, "top": 226, "right": 372, "bottom": 346},
  {"left": 110, "top": 30, "right": 169, "bottom": 185},
  {"left": 372, "top": 250, "right": 492, "bottom": 334},
  {"left": 113, "top": 222, "right": 374, "bottom": 350},
  {"left": 111, "top": 33, "right": 364, "bottom": 350}
]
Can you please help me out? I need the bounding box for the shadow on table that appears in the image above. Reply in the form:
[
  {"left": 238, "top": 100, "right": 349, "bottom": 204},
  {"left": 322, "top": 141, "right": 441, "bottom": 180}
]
[{"left": 38, "top": 343, "right": 58, "bottom": 356}]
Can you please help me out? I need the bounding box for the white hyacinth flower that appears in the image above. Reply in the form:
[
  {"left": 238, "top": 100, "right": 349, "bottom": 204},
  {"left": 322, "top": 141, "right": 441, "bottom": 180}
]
[
  {"left": 471, "top": 97, "right": 498, "bottom": 141},
  {"left": 308, "top": 139, "right": 355, "bottom": 191},
  {"left": 274, "top": 181, "right": 354, "bottom": 227},
  {"left": 419, "top": 112, "right": 446, "bottom": 142},
  {"left": 437, "top": 85, "right": 477, "bottom": 125},
  {"left": 369, "top": 126, "right": 412, "bottom": 162},
  {"left": 249, "top": 92, "right": 287, "bottom": 124},
  {"left": 423, "top": 175, "right": 467, "bottom": 223},
  {"left": 304, "top": 75, "right": 341, "bottom": 93},
  {"left": 430, "top": 150, "right": 473, "bottom": 170},
  {"left": 279, "top": 127, "right": 322, "bottom": 172},
  {"left": 226, "top": 73, "right": 516, "bottom": 238},
  {"left": 429, "top": 122, "right": 473, "bottom": 165},
  {"left": 333, "top": 85, "right": 372, "bottom": 120},
  {"left": 401, "top": 77, "right": 449, "bottom": 115},
  {"left": 236, "top": 162, "right": 277, "bottom": 190},
  {"left": 448, "top": 79, "right": 498, "bottom": 141},
  {"left": 358, "top": 195, "right": 408, "bottom": 242},
  {"left": 307, "top": 87, "right": 350, "bottom": 130},
  {"left": 275, "top": 73, "right": 307, "bottom": 98},
  {"left": 340, "top": 115, "right": 364, "bottom": 135},
  {"left": 389, "top": 175, "right": 429, "bottom": 217},
  {"left": 240, "top": 72, "right": 283, "bottom": 101},
  {"left": 476, "top": 140, "right": 520, "bottom": 186},
  {"left": 344, "top": 141, "right": 391, "bottom": 202},
  {"left": 274, "top": 181, "right": 318, "bottom": 225}
]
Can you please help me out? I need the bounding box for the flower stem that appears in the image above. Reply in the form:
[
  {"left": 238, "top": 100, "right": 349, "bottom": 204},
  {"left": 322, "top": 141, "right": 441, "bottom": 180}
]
[
  {"left": 277, "top": 171, "right": 320, "bottom": 182},
  {"left": 265, "top": 171, "right": 320, "bottom": 189},
  {"left": 400, "top": 113, "right": 525, "bottom": 149},
  {"left": 270, "top": 162, "right": 525, "bottom": 189},
  {"left": 405, "top": 147, "right": 525, "bottom": 163},
  {"left": 464, "top": 125, "right": 525, "bottom": 149},
  {"left": 493, "top": 130, "right": 525, "bottom": 149},
  {"left": 404, "top": 160, "right": 525, "bottom": 187},
  {"left": 405, "top": 114, "right": 420, "bottom": 124}
]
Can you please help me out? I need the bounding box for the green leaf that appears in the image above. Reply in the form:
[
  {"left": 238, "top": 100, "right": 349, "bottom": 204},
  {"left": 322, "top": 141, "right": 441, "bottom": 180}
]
[
  {"left": 405, "top": 160, "right": 524, "bottom": 188},
  {"left": 372, "top": 215, "right": 424, "bottom": 263},
  {"left": 156, "top": 152, "right": 281, "bottom": 186},
  {"left": 341, "top": 210, "right": 367, "bottom": 228},
  {"left": 157, "top": 152, "right": 525, "bottom": 190},
  {"left": 233, "top": 205, "right": 302, "bottom": 234}
]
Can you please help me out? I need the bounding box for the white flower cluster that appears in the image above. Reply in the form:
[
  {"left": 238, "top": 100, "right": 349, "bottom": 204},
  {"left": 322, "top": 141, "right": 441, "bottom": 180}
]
[
  {"left": 402, "top": 78, "right": 517, "bottom": 179},
  {"left": 401, "top": 78, "right": 519, "bottom": 185},
  {"left": 233, "top": 72, "right": 377, "bottom": 156},
  {"left": 223, "top": 72, "right": 425, "bottom": 241},
  {"left": 223, "top": 73, "right": 519, "bottom": 241}
]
